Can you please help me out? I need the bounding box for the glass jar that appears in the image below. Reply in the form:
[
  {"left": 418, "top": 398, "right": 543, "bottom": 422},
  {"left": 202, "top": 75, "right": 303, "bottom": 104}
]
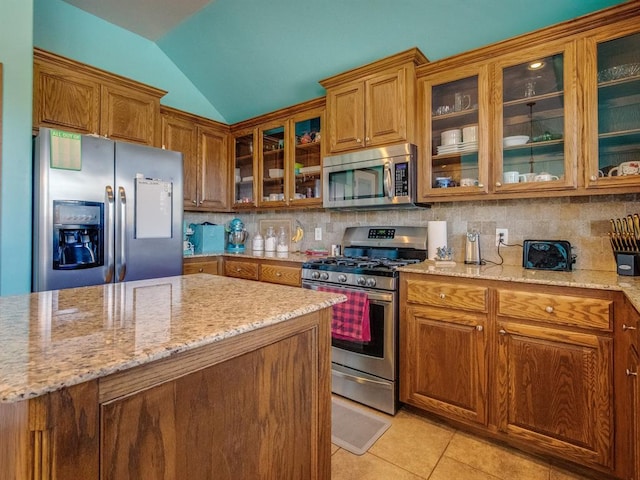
[
  {"left": 264, "top": 227, "right": 276, "bottom": 252},
  {"left": 277, "top": 226, "right": 289, "bottom": 253}
]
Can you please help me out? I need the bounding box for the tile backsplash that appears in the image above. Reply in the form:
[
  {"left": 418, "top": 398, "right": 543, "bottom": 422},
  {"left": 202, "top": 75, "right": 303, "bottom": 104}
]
[{"left": 185, "top": 194, "right": 639, "bottom": 272}]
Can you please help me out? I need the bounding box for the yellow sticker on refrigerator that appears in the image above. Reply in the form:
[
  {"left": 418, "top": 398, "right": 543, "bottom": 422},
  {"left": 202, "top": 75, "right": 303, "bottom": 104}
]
[{"left": 50, "top": 129, "right": 82, "bottom": 170}]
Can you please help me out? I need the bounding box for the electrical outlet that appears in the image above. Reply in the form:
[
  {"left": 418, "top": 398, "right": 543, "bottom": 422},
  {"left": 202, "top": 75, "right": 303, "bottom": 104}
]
[
  {"left": 314, "top": 227, "right": 322, "bottom": 241},
  {"left": 495, "top": 228, "right": 508, "bottom": 247}
]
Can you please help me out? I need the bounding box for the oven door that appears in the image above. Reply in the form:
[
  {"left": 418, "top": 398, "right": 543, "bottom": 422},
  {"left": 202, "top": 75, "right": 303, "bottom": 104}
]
[{"left": 302, "top": 280, "right": 397, "bottom": 381}]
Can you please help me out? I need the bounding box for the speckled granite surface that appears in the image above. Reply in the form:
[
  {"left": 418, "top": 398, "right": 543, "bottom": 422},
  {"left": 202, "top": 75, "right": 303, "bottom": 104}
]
[
  {"left": 398, "top": 261, "right": 640, "bottom": 311},
  {"left": 0, "top": 274, "right": 345, "bottom": 404},
  {"left": 184, "top": 251, "right": 321, "bottom": 263}
]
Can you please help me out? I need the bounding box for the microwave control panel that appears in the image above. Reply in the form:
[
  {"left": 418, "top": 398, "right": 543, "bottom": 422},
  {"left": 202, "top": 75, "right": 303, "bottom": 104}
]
[{"left": 395, "top": 162, "right": 409, "bottom": 196}]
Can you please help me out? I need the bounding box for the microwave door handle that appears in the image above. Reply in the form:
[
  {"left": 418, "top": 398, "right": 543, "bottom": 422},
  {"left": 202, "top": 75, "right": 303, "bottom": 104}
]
[
  {"left": 105, "top": 186, "right": 115, "bottom": 283},
  {"left": 384, "top": 162, "right": 393, "bottom": 198}
]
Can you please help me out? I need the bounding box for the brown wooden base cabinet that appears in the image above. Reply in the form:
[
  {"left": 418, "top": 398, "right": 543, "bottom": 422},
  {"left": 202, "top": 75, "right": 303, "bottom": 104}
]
[
  {"left": 0, "top": 311, "right": 331, "bottom": 480},
  {"left": 183, "top": 256, "right": 220, "bottom": 275},
  {"left": 223, "top": 257, "right": 302, "bottom": 287},
  {"left": 400, "top": 273, "right": 635, "bottom": 479}
]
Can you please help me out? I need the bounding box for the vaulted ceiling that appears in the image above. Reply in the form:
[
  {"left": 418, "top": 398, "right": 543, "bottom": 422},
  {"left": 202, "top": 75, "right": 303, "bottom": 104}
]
[{"left": 61, "top": 0, "right": 627, "bottom": 123}]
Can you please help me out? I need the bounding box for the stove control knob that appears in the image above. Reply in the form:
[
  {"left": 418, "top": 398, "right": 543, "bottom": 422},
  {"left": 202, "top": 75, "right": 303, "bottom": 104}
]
[
  {"left": 320, "top": 272, "right": 329, "bottom": 281},
  {"left": 311, "top": 271, "right": 320, "bottom": 280},
  {"left": 337, "top": 274, "right": 347, "bottom": 283},
  {"left": 357, "top": 276, "right": 367, "bottom": 286},
  {"left": 366, "top": 278, "right": 377, "bottom": 287}
]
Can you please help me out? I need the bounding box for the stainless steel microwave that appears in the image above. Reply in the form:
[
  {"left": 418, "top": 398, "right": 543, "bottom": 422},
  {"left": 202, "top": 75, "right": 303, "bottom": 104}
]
[{"left": 322, "top": 143, "right": 421, "bottom": 209}]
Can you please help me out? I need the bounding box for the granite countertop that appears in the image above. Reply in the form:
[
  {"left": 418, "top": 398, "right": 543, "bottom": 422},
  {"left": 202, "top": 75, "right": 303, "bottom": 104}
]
[
  {"left": 398, "top": 261, "right": 640, "bottom": 312},
  {"left": 0, "top": 274, "right": 345, "bottom": 404},
  {"left": 184, "top": 251, "right": 321, "bottom": 264}
]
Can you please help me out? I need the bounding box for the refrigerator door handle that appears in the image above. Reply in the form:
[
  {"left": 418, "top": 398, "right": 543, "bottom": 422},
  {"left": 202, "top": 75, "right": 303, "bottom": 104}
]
[
  {"left": 105, "top": 186, "right": 115, "bottom": 283},
  {"left": 117, "top": 186, "right": 127, "bottom": 282}
]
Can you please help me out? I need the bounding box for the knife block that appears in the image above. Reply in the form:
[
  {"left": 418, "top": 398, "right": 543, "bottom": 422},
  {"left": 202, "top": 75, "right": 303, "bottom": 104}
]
[{"left": 615, "top": 252, "right": 640, "bottom": 276}]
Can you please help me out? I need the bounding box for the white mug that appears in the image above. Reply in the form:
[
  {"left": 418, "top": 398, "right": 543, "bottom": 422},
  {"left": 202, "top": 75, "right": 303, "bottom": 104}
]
[
  {"left": 503, "top": 171, "right": 519, "bottom": 184},
  {"left": 519, "top": 173, "right": 536, "bottom": 183},
  {"left": 608, "top": 161, "right": 640, "bottom": 177},
  {"left": 183, "top": 240, "right": 193, "bottom": 251},
  {"left": 534, "top": 173, "right": 559, "bottom": 182}
]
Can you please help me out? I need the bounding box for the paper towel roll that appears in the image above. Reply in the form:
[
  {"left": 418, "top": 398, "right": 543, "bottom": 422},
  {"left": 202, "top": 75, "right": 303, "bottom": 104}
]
[{"left": 428, "top": 221, "right": 448, "bottom": 260}]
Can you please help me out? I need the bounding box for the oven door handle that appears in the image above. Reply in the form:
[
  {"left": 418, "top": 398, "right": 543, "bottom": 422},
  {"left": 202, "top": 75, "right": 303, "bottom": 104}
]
[
  {"left": 333, "top": 370, "right": 392, "bottom": 388},
  {"left": 303, "top": 282, "right": 393, "bottom": 303}
]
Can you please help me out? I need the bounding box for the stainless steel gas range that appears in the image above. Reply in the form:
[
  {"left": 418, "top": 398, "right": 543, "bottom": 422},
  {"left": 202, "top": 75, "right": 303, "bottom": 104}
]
[{"left": 301, "top": 226, "right": 428, "bottom": 414}]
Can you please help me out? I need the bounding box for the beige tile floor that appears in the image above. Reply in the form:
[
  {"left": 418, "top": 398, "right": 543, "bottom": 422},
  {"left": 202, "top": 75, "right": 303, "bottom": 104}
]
[{"left": 331, "top": 398, "right": 596, "bottom": 480}]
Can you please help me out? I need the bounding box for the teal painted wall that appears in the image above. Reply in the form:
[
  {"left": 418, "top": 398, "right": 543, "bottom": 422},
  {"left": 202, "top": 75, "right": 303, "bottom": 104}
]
[
  {"left": 33, "top": 0, "right": 225, "bottom": 123},
  {"left": 0, "top": 0, "right": 33, "bottom": 295}
]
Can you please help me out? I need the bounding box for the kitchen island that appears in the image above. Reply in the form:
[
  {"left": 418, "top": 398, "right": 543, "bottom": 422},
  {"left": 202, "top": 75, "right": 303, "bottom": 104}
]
[{"left": 0, "top": 274, "right": 345, "bottom": 480}]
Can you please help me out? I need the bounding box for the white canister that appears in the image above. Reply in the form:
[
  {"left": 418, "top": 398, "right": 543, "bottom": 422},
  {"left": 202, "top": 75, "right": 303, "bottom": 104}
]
[{"left": 252, "top": 232, "right": 264, "bottom": 251}]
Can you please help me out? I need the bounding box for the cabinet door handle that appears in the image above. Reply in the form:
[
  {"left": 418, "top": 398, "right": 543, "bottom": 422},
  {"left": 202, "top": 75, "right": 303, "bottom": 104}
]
[
  {"left": 495, "top": 181, "right": 502, "bottom": 187},
  {"left": 545, "top": 306, "right": 554, "bottom": 313},
  {"left": 365, "top": 136, "right": 370, "bottom": 142},
  {"left": 475, "top": 325, "right": 483, "bottom": 332},
  {"left": 198, "top": 268, "right": 204, "bottom": 272},
  {"left": 626, "top": 369, "right": 638, "bottom": 377},
  {"left": 499, "top": 328, "right": 507, "bottom": 335},
  {"left": 356, "top": 138, "right": 362, "bottom": 144},
  {"left": 192, "top": 199, "right": 197, "bottom": 204},
  {"left": 439, "top": 293, "right": 446, "bottom": 299},
  {"left": 276, "top": 272, "right": 282, "bottom": 277},
  {"left": 477, "top": 183, "right": 484, "bottom": 188},
  {"left": 623, "top": 324, "right": 637, "bottom": 331},
  {"left": 236, "top": 268, "right": 241, "bottom": 272},
  {"left": 590, "top": 175, "right": 598, "bottom": 181}
]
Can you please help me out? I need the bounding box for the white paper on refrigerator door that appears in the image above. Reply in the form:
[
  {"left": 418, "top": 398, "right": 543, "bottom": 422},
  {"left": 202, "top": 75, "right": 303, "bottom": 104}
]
[{"left": 135, "top": 178, "right": 173, "bottom": 239}]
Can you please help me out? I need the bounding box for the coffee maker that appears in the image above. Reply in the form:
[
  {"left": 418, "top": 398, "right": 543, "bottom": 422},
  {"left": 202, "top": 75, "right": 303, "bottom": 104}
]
[{"left": 226, "top": 218, "right": 248, "bottom": 253}]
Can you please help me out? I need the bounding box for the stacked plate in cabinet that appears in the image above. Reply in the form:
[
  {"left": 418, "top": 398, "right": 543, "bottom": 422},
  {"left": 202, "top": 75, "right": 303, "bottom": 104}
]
[{"left": 436, "top": 141, "right": 478, "bottom": 155}]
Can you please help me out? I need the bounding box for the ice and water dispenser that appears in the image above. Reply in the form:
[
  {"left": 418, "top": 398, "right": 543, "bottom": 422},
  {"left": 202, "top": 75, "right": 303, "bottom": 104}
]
[{"left": 52, "top": 200, "right": 104, "bottom": 270}]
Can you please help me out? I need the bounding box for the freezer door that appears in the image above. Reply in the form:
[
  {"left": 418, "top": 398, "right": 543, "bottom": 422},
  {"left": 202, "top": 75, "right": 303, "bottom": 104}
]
[
  {"left": 114, "top": 142, "right": 183, "bottom": 282},
  {"left": 33, "top": 129, "right": 114, "bottom": 292}
]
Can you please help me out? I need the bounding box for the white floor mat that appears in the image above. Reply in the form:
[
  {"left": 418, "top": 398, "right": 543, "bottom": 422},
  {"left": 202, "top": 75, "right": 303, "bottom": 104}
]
[{"left": 331, "top": 396, "right": 391, "bottom": 455}]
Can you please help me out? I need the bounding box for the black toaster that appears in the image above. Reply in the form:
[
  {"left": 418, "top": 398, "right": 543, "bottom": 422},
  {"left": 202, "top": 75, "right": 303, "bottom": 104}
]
[{"left": 522, "top": 240, "right": 575, "bottom": 271}]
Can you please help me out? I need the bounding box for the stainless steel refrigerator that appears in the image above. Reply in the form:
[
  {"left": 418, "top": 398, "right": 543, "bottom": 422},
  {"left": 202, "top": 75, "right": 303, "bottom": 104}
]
[{"left": 33, "top": 128, "right": 184, "bottom": 292}]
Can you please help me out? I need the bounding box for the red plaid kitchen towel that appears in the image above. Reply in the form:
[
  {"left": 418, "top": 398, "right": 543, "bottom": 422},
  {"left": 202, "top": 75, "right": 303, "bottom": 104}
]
[{"left": 318, "top": 286, "right": 371, "bottom": 342}]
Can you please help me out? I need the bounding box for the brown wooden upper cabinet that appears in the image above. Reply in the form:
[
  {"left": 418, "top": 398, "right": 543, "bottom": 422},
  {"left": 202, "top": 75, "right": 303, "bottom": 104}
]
[
  {"left": 581, "top": 18, "right": 640, "bottom": 192},
  {"left": 161, "top": 106, "right": 230, "bottom": 212},
  {"left": 320, "top": 48, "right": 427, "bottom": 154},
  {"left": 415, "top": 2, "right": 640, "bottom": 202},
  {"left": 33, "top": 48, "right": 165, "bottom": 147},
  {"left": 230, "top": 98, "right": 325, "bottom": 210}
]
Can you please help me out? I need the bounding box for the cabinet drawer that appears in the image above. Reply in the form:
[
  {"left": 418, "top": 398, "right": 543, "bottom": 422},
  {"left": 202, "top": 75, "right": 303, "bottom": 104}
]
[
  {"left": 183, "top": 260, "right": 219, "bottom": 275},
  {"left": 406, "top": 279, "right": 488, "bottom": 313},
  {"left": 497, "top": 289, "right": 612, "bottom": 330},
  {"left": 224, "top": 260, "right": 259, "bottom": 280},
  {"left": 260, "top": 264, "right": 301, "bottom": 287}
]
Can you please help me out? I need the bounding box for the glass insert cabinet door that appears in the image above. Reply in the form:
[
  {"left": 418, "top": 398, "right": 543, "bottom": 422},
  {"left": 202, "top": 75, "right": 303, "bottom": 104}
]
[
  {"left": 260, "top": 124, "right": 286, "bottom": 205},
  {"left": 588, "top": 31, "right": 640, "bottom": 187},
  {"left": 427, "top": 74, "right": 485, "bottom": 194},
  {"left": 291, "top": 114, "right": 322, "bottom": 203},
  {"left": 233, "top": 133, "right": 255, "bottom": 206},
  {"left": 495, "top": 43, "right": 576, "bottom": 191}
]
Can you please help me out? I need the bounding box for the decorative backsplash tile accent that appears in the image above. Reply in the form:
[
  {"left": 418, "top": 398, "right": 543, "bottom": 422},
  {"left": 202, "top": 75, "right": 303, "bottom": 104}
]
[{"left": 185, "top": 194, "right": 639, "bottom": 272}]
